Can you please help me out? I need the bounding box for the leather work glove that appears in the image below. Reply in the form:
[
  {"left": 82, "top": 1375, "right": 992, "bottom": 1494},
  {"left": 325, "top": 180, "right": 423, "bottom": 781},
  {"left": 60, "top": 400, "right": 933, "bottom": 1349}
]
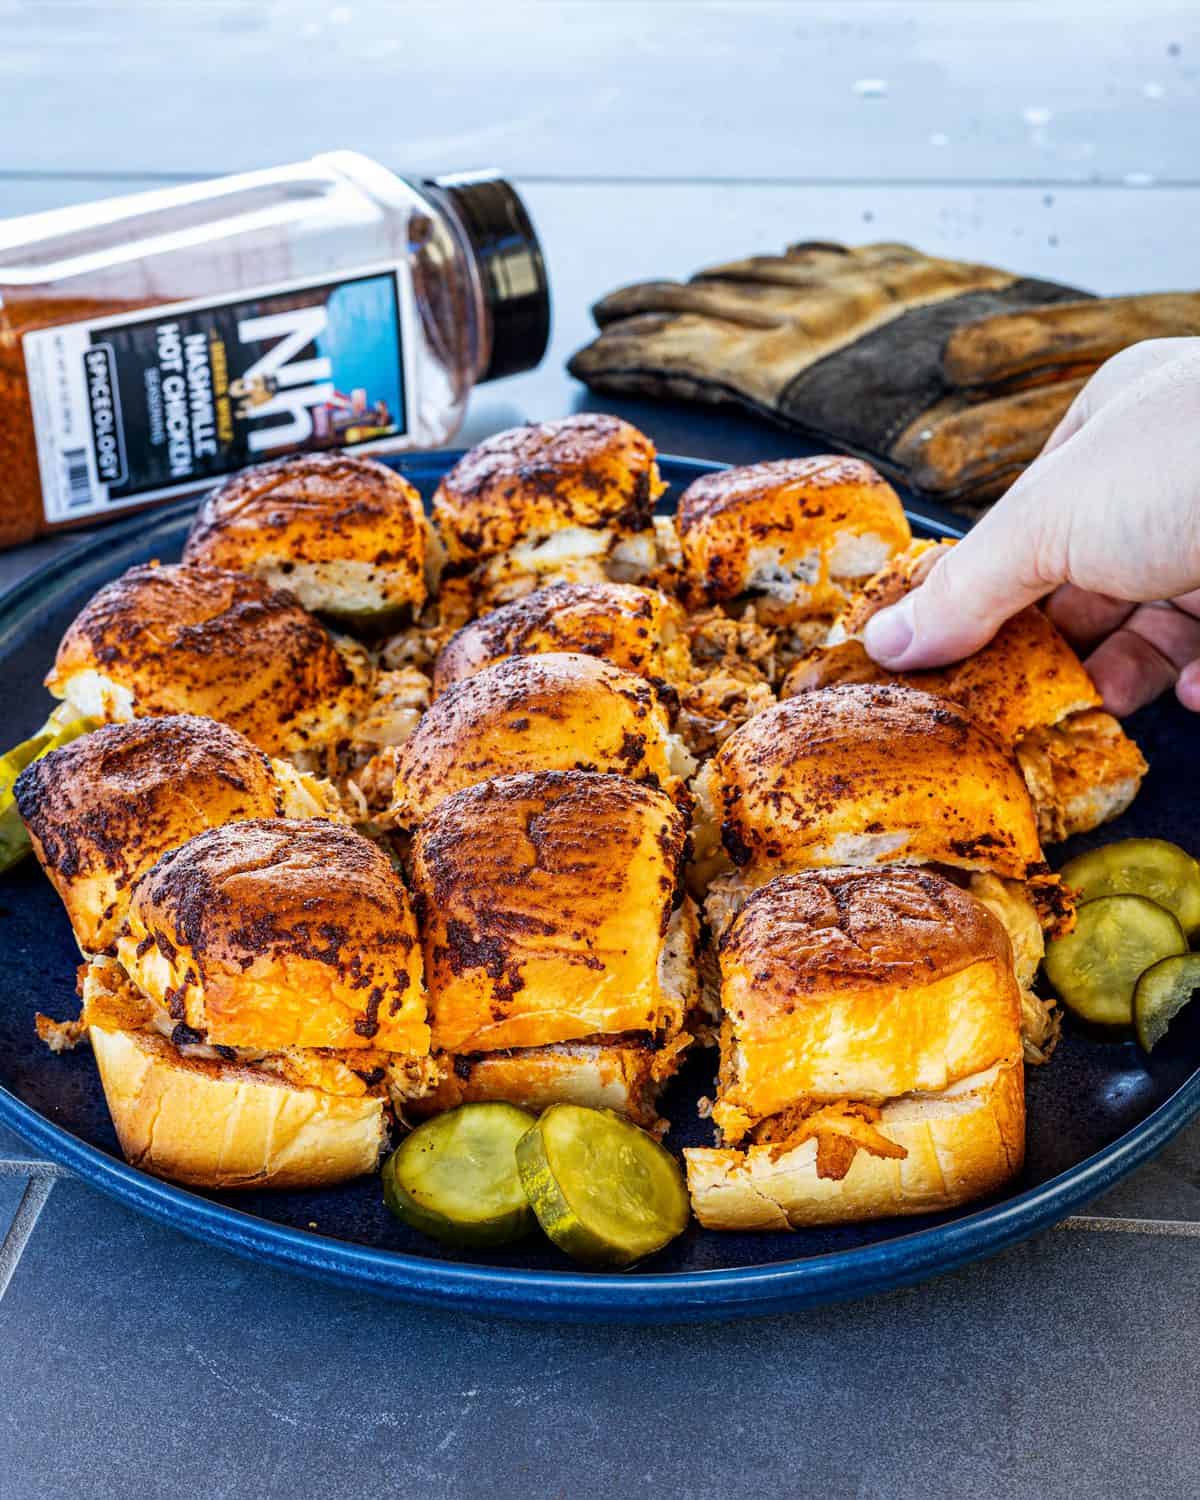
[{"left": 568, "top": 241, "right": 1200, "bottom": 512}]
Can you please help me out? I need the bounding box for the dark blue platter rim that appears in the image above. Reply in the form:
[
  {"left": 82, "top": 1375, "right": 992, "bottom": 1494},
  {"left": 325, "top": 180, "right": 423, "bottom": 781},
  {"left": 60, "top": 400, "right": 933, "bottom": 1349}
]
[{"left": 2, "top": 449, "right": 1198, "bottom": 1325}]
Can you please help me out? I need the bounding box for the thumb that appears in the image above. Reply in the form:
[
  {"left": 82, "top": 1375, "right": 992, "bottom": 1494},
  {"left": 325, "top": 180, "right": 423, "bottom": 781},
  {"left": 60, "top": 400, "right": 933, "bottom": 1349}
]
[{"left": 863, "top": 483, "right": 1059, "bottom": 670}]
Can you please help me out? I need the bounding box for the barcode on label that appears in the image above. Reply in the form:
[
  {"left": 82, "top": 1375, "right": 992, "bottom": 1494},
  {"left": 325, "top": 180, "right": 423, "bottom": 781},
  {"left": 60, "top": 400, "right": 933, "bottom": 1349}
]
[{"left": 61, "top": 448, "right": 94, "bottom": 511}]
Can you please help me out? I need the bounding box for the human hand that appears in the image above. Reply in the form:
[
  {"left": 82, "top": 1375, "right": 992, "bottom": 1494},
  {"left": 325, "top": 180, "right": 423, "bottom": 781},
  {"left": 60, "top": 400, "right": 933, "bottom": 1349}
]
[{"left": 863, "top": 337, "right": 1200, "bottom": 714}]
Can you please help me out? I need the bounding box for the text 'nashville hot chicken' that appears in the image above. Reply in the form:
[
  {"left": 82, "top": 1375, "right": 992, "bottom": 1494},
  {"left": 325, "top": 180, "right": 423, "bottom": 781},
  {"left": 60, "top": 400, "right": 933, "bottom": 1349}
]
[
  {"left": 44, "top": 820, "right": 435, "bottom": 1190},
  {"left": 685, "top": 869, "right": 1025, "bottom": 1229},
  {"left": 407, "top": 770, "right": 698, "bottom": 1131},
  {"left": 15, "top": 714, "right": 343, "bottom": 958}
]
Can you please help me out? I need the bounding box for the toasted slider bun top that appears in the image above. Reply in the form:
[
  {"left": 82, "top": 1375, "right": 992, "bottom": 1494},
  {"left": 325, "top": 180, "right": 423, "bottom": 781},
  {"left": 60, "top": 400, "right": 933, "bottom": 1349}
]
[
  {"left": 183, "top": 453, "right": 428, "bottom": 620},
  {"left": 676, "top": 456, "right": 911, "bottom": 619},
  {"left": 46, "top": 563, "right": 368, "bottom": 757},
  {"left": 714, "top": 869, "right": 1022, "bottom": 1139},
  {"left": 15, "top": 715, "right": 287, "bottom": 955},
  {"left": 785, "top": 542, "right": 1101, "bottom": 744},
  {"left": 117, "top": 819, "right": 428, "bottom": 1054},
  {"left": 390, "top": 653, "right": 689, "bottom": 826},
  {"left": 711, "top": 683, "right": 1044, "bottom": 881},
  {"left": 410, "top": 770, "right": 690, "bottom": 1053},
  {"left": 432, "top": 414, "right": 665, "bottom": 566},
  {"left": 433, "top": 579, "right": 691, "bottom": 695}
]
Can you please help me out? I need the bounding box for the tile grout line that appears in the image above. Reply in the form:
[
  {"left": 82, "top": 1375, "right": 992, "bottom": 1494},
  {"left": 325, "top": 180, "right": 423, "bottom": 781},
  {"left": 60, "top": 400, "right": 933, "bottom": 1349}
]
[
  {"left": 0, "top": 1175, "right": 56, "bottom": 1302},
  {"left": 0, "top": 1158, "right": 72, "bottom": 1180},
  {"left": 1056, "top": 1213, "right": 1200, "bottom": 1237}
]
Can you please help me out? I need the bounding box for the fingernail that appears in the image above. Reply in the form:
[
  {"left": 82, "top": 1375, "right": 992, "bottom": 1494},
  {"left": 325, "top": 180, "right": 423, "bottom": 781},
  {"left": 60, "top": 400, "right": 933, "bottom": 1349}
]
[{"left": 863, "top": 601, "right": 914, "bottom": 666}]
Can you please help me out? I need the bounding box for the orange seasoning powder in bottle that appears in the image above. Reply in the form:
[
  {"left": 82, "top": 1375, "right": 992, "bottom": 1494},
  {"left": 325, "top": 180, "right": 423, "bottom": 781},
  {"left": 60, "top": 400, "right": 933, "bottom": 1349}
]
[{"left": 0, "top": 153, "right": 549, "bottom": 550}]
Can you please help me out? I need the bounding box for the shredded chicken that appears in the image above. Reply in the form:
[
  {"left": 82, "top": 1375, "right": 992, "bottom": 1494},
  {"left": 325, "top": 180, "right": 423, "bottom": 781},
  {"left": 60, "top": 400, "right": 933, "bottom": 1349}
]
[
  {"left": 750, "top": 1099, "right": 908, "bottom": 1180},
  {"left": 1017, "top": 710, "right": 1148, "bottom": 844}
]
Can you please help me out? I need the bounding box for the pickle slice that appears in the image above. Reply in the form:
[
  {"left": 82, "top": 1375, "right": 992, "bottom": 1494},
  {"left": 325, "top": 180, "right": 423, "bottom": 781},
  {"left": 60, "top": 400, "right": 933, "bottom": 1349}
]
[
  {"left": 515, "top": 1104, "right": 689, "bottom": 1269},
  {"left": 0, "top": 707, "right": 97, "bottom": 873},
  {"left": 1042, "top": 895, "right": 1187, "bottom": 1028},
  {"left": 382, "top": 1102, "right": 536, "bottom": 1249},
  {"left": 1134, "top": 954, "right": 1200, "bottom": 1053},
  {"left": 1060, "top": 839, "right": 1200, "bottom": 939}
]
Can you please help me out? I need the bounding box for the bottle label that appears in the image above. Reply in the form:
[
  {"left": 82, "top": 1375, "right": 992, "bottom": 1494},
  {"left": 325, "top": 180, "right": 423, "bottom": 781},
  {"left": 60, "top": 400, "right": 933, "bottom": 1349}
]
[{"left": 23, "top": 263, "right": 415, "bottom": 523}]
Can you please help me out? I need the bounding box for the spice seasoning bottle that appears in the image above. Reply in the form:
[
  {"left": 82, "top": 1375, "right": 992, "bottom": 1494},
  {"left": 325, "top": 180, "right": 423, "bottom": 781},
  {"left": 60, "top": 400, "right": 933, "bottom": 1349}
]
[{"left": 0, "top": 151, "right": 550, "bottom": 549}]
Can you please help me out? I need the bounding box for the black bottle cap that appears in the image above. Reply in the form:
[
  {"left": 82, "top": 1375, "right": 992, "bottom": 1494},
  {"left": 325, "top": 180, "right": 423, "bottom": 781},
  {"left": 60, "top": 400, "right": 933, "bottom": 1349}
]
[{"left": 426, "top": 171, "right": 551, "bottom": 383}]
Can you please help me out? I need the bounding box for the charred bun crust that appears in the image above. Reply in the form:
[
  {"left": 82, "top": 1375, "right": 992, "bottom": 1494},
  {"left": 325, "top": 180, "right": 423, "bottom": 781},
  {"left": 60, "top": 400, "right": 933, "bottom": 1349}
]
[
  {"left": 433, "top": 579, "right": 689, "bottom": 695},
  {"left": 713, "top": 683, "right": 1043, "bottom": 880},
  {"left": 785, "top": 540, "right": 1101, "bottom": 744},
  {"left": 432, "top": 414, "right": 665, "bottom": 565},
  {"left": 712, "top": 868, "right": 1023, "bottom": 1142},
  {"left": 410, "top": 770, "right": 689, "bottom": 1052},
  {"left": 47, "top": 562, "right": 367, "bottom": 756},
  {"left": 392, "top": 653, "right": 682, "bottom": 826},
  {"left": 785, "top": 606, "right": 1101, "bottom": 746},
  {"left": 676, "top": 455, "right": 910, "bottom": 613},
  {"left": 15, "top": 715, "right": 283, "bottom": 954},
  {"left": 183, "top": 453, "right": 428, "bottom": 618},
  {"left": 725, "top": 868, "right": 1017, "bottom": 1005},
  {"left": 118, "top": 819, "right": 427, "bottom": 1053}
]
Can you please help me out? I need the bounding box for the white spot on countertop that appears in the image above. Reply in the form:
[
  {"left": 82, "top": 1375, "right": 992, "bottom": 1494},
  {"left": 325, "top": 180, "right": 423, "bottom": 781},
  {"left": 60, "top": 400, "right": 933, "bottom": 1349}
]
[
  {"left": 1144, "top": 81, "right": 1166, "bottom": 99},
  {"left": 929, "top": 131, "right": 949, "bottom": 147},
  {"left": 853, "top": 78, "right": 888, "bottom": 98},
  {"left": 1124, "top": 171, "right": 1156, "bottom": 186},
  {"left": 329, "top": 4, "right": 353, "bottom": 22},
  {"left": 1022, "top": 105, "right": 1053, "bottom": 127}
]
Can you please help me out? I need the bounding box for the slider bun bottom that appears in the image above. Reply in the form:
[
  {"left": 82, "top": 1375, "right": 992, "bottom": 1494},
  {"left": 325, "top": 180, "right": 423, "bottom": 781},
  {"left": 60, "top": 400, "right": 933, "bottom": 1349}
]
[
  {"left": 684, "top": 1062, "right": 1024, "bottom": 1231},
  {"left": 90, "top": 1028, "right": 385, "bottom": 1191},
  {"left": 408, "top": 1042, "right": 664, "bottom": 1130}
]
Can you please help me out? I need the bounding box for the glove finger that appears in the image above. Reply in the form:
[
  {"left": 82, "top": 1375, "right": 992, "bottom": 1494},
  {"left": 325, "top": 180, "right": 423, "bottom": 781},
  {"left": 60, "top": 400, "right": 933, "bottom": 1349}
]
[
  {"left": 944, "top": 292, "right": 1200, "bottom": 388},
  {"left": 569, "top": 311, "right": 770, "bottom": 398},
  {"left": 592, "top": 279, "right": 786, "bottom": 330},
  {"left": 890, "top": 377, "right": 1086, "bottom": 498}
]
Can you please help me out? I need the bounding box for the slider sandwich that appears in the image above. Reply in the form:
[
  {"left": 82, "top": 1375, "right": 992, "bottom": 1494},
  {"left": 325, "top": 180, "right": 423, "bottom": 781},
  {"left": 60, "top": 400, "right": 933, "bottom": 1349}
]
[
  {"left": 16, "top": 713, "right": 343, "bottom": 958},
  {"left": 47, "top": 562, "right": 372, "bottom": 768},
  {"left": 783, "top": 540, "right": 1147, "bottom": 842},
  {"left": 694, "top": 684, "right": 1069, "bottom": 1060},
  {"left": 408, "top": 770, "right": 698, "bottom": 1131},
  {"left": 46, "top": 820, "right": 434, "bottom": 1190},
  {"left": 685, "top": 869, "right": 1025, "bottom": 1229},
  {"left": 432, "top": 579, "right": 773, "bottom": 757},
  {"left": 387, "top": 652, "right": 695, "bottom": 829},
  {"left": 432, "top": 579, "right": 694, "bottom": 697},
  {"left": 431, "top": 414, "right": 671, "bottom": 617},
  {"left": 183, "top": 453, "right": 434, "bottom": 633},
  {"left": 676, "top": 456, "right": 912, "bottom": 672}
]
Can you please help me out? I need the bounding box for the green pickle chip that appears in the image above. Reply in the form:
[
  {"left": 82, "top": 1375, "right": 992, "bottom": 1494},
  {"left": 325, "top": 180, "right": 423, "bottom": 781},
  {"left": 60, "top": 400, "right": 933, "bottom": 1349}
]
[
  {"left": 516, "top": 1104, "right": 689, "bottom": 1269},
  {"left": 1134, "top": 954, "right": 1200, "bottom": 1054},
  {"left": 1043, "top": 894, "right": 1187, "bottom": 1029},
  {"left": 1060, "top": 839, "right": 1200, "bottom": 939},
  {"left": 382, "top": 1102, "right": 536, "bottom": 1249}
]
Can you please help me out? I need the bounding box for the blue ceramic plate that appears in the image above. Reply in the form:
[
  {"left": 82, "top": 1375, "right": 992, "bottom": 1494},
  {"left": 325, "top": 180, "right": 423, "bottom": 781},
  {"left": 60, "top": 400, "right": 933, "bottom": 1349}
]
[{"left": 2, "top": 452, "right": 1199, "bottom": 1324}]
